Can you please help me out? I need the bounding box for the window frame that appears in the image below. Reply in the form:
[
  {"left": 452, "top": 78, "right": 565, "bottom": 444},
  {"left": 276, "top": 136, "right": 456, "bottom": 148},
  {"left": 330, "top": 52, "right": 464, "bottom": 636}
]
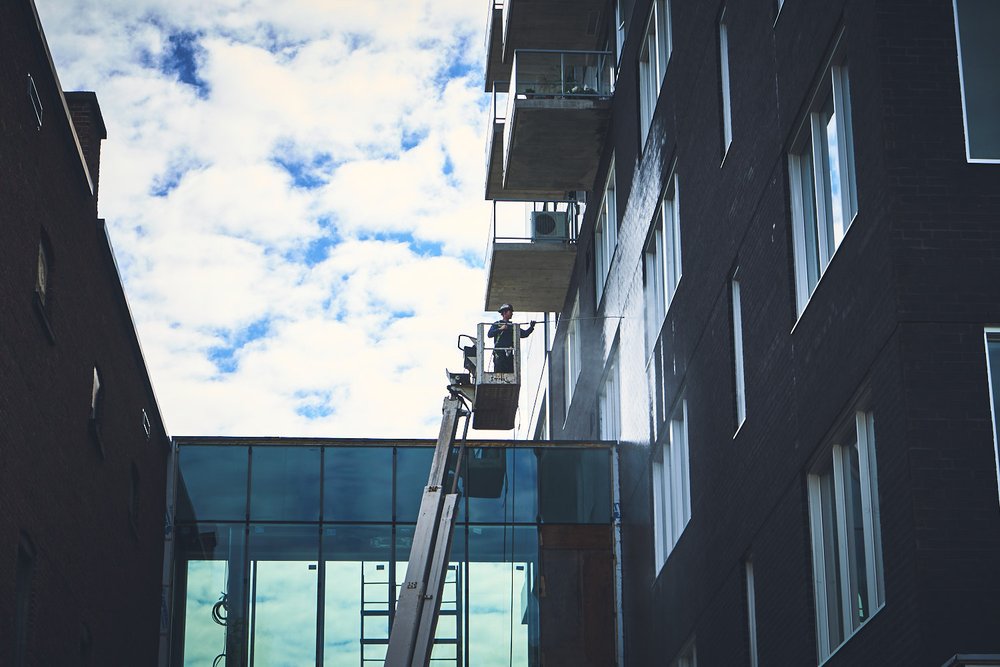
[
  {"left": 595, "top": 157, "right": 618, "bottom": 304},
  {"left": 719, "top": 6, "right": 733, "bottom": 157},
  {"left": 731, "top": 272, "right": 746, "bottom": 429},
  {"left": 807, "top": 410, "right": 885, "bottom": 661},
  {"left": 598, "top": 343, "right": 621, "bottom": 441},
  {"left": 638, "top": 0, "right": 672, "bottom": 147},
  {"left": 788, "top": 52, "right": 858, "bottom": 317},
  {"left": 652, "top": 398, "right": 691, "bottom": 571},
  {"left": 952, "top": 0, "right": 1000, "bottom": 163},
  {"left": 981, "top": 328, "right": 1000, "bottom": 504},
  {"left": 643, "top": 171, "right": 682, "bottom": 356},
  {"left": 563, "top": 294, "right": 582, "bottom": 422}
]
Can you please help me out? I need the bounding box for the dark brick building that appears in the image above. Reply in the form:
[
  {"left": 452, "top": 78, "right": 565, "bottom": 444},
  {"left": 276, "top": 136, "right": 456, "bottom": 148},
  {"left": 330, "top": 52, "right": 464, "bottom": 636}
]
[
  {"left": 486, "top": 0, "right": 1000, "bottom": 665},
  {"left": 1, "top": 1, "right": 170, "bottom": 664}
]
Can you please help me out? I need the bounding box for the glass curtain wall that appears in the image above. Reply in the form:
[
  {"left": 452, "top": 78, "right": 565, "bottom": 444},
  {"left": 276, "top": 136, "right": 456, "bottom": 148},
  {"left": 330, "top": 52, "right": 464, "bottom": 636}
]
[{"left": 170, "top": 442, "right": 613, "bottom": 667}]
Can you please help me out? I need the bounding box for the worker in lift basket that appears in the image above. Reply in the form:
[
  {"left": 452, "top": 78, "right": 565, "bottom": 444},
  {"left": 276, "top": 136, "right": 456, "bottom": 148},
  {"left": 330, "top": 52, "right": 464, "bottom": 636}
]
[{"left": 488, "top": 304, "right": 535, "bottom": 373}]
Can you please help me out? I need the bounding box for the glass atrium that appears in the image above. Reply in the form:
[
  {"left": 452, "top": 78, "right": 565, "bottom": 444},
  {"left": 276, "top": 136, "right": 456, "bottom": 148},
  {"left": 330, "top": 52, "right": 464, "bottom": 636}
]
[{"left": 168, "top": 439, "right": 615, "bottom": 667}]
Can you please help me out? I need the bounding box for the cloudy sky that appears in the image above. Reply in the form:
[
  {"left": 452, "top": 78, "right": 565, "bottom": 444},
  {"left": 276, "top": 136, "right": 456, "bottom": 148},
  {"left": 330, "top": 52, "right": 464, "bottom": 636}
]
[{"left": 35, "top": 0, "right": 510, "bottom": 438}]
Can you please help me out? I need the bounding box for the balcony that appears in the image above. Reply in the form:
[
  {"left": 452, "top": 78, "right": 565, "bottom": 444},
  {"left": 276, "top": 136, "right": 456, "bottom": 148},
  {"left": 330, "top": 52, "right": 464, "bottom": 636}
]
[
  {"left": 485, "top": 50, "right": 613, "bottom": 201},
  {"left": 484, "top": 200, "right": 580, "bottom": 313},
  {"left": 484, "top": 0, "right": 608, "bottom": 92}
]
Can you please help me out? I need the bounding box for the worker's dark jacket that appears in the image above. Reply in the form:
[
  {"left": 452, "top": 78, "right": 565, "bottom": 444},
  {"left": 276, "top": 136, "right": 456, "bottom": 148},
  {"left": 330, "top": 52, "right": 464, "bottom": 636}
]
[{"left": 488, "top": 320, "right": 533, "bottom": 349}]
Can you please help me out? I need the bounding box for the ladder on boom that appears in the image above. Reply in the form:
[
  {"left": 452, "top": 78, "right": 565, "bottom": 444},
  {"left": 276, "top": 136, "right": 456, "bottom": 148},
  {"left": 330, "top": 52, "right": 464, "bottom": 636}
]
[
  {"left": 384, "top": 324, "right": 522, "bottom": 667},
  {"left": 382, "top": 392, "right": 469, "bottom": 667}
]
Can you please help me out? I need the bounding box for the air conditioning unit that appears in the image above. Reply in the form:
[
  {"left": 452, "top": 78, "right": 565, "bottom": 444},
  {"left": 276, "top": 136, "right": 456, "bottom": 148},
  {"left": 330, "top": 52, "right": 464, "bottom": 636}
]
[{"left": 530, "top": 210, "right": 569, "bottom": 240}]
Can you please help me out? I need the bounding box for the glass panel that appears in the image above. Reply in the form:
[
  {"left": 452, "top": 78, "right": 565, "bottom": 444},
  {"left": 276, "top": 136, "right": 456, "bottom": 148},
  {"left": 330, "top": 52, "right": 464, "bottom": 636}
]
[
  {"left": 467, "top": 448, "right": 538, "bottom": 524},
  {"left": 177, "top": 446, "right": 249, "bottom": 522},
  {"left": 175, "top": 523, "right": 247, "bottom": 667},
  {"left": 817, "top": 470, "right": 845, "bottom": 648},
  {"left": 822, "top": 94, "right": 845, "bottom": 251},
  {"left": 322, "top": 525, "right": 392, "bottom": 667},
  {"left": 324, "top": 446, "right": 393, "bottom": 522},
  {"left": 468, "top": 526, "right": 540, "bottom": 667},
  {"left": 955, "top": 0, "right": 1000, "bottom": 160},
  {"left": 846, "top": 442, "right": 870, "bottom": 627},
  {"left": 988, "top": 338, "right": 1000, "bottom": 442},
  {"left": 246, "top": 524, "right": 319, "bottom": 666},
  {"left": 250, "top": 446, "right": 321, "bottom": 521},
  {"left": 537, "top": 449, "right": 612, "bottom": 523},
  {"left": 396, "top": 447, "right": 434, "bottom": 523},
  {"left": 797, "top": 149, "right": 821, "bottom": 292}
]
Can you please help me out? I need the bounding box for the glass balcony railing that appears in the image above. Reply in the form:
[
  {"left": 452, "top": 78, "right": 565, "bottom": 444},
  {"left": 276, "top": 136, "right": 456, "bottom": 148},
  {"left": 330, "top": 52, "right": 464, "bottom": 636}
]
[
  {"left": 484, "top": 80, "right": 509, "bottom": 173},
  {"left": 486, "top": 199, "right": 580, "bottom": 262},
  {"left": 508, "top": 49, "right": 614, "bottom": 102}
]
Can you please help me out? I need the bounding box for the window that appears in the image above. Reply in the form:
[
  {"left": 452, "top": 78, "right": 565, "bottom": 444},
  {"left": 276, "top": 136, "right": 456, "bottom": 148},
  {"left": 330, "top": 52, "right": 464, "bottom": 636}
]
[
  {"left": 90, "top": 366, "right": 103, "bottom": 421},
  {"left": 564, "top": 295, "right": 581, "bottom": 419},
  {"left": 598, "top": 346, "right": 621, "bottom": 441},
  {"left": 719, "top": 7, "right": 733, "bottom": 155},
  {"left": 615, "top": 0, "right": 626, "bottom": 63},
  {"left": 731, "top": 273, "right": 746, "bottom": 428},
  {"left": 642, "top": 173, "right": 682, "bottom": 352},
  {"left": 673, "top": 640, "right": 697, "bottom": 667},
  {"left": 638, "top": 0, "right": 672, "bottom": 145},
  {"left": 788, "top": 60, "right": 857, "bottom": 315},
  {"left": 953, "top": 0, "right": 1000, "bottom": 162},
  {"left": 595, "top": 158, "right": 618, "bottom": 303},
  {"left": 89, "top": 366, "right": 105, "bottom": 456},
  {"left": 27, "top": 74, "right": 43, "bottom": 129},
  {"left": 807, "top": 410, "right": 884, "bottom": 660},
  {"left": 745, "top": 559, "right": 759, "bottom": 667},
  {"left": 142, "top": 408, "right": 151, "bottom": 441},
  {"left": 982, "top": 330, "right": 1000, "bottom": 502},
  {"left": 652, "top": 399, "right": 691, "bottom": 570},
  {"left": 36, "top": 241, "right": 49, "bottom": 304}
]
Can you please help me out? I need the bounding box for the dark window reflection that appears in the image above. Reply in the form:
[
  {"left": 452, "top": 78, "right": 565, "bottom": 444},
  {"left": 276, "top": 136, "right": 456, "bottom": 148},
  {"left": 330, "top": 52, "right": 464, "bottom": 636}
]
[
  {"left": 177, "top": 446, "right": 248, "bottom": 522},
  {"left": 538, "top": 449, "right": 612, "bottom": 523},
  {"left": 250, "top": 446, "right": 321, "bottom": 521},
  {"left": 467, "top": 448, "right": 539, "bottom": 523},
  {"left": 323, "top": 447, "right": 392, "bottom": 522},
  {"left": 395, "top": 447, "right": 434, "bottom": 522}
]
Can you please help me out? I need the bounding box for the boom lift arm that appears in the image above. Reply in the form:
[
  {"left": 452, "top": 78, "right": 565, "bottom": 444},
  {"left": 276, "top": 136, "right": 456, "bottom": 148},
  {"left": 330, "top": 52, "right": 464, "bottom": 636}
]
[{"left": 383, "top": 393, "right": 470, "bottom": 667}]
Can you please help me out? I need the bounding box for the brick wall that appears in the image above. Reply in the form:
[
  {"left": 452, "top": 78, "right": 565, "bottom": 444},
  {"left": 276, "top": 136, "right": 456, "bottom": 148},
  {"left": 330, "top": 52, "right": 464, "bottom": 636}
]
[
  {"left": 0, "top": 1, "right": 169, "bottom": 664},
  {"left": 546, "top": 0, "right": 1000, "bottom": 664}
]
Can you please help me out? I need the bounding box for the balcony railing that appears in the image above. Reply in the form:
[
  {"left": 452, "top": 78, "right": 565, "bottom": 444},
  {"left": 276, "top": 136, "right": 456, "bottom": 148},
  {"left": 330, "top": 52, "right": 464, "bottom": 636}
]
[{"left": 507, "top": 49, "right": 613, "bottom": 107}]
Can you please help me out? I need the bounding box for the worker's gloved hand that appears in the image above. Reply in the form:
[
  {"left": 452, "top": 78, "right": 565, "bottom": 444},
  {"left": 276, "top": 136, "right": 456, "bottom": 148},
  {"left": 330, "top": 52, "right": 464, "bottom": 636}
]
[{"left": 530, "top": 321, "right": 536, "bottom": 327}]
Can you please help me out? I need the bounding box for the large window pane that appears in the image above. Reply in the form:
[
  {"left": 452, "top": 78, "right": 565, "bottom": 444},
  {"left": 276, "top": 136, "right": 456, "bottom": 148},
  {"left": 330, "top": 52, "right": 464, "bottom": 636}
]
[
  {"left": 177, "top": 446, "right": 248, "bottom": 522},
  {"left": 322, "top": 525, "right": 392, "bottom": 667},
  {"left": 324, "top": 446, "right": 393, "bottom": 522},
  {"left": 538, "top": 449, "right": 611, "bottom": 523},
  {"left": 395, "top": 447, "right": 434, "bottom": 523},
  {"left": 250, "top": 447, "right": 321, "bottom": 521},
  {"left": 468, "top": 526, "right": 539, "bottom": 667},
  {"left": 467, "top": 448, "right": 539, "bottom": 524},
  {"left": 954, "top": 0, "right": 1000, "bottom": 161},
  {"left": 247, "top": 524, "right": 319, "bottom": 665},
  {"left": 175, "top": 523, "right": 248, "bottom": 667}
]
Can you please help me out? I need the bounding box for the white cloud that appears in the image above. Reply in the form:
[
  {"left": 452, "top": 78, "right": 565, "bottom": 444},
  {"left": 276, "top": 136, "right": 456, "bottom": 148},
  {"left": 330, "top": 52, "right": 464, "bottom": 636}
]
[{"left": 34, "top": 0, "right": 512, "bottom": 438}]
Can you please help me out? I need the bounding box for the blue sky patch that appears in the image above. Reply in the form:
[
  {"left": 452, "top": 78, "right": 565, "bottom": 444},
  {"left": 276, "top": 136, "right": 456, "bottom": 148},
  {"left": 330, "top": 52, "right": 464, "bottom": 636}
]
[
  {"left": 163, "top": 31, "right": 210, "bottom": 98},
  {"left": 360, "top": 231, "right": 444, "bottom": 258},
  {"left": 401, "top": 128, "right": 427, "bottom": 151},
  {"left": 207, "top": 317, "right": 272, "bottom": 374},
  {"left": 295, "top": 390, "right": 334, "bottom": 419}
]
